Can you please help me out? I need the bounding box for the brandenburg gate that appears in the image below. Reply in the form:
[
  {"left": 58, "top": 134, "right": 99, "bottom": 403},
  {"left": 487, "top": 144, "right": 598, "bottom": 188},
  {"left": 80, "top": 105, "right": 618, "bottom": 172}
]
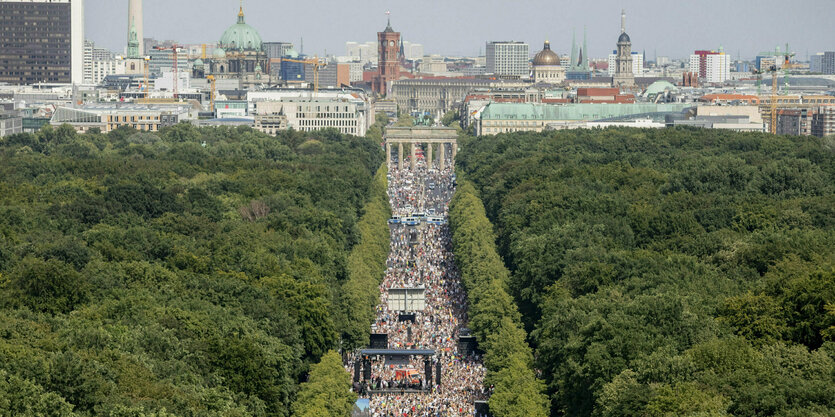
[{"left": 385, "top": 127, "right": 458, "bottom": 171}]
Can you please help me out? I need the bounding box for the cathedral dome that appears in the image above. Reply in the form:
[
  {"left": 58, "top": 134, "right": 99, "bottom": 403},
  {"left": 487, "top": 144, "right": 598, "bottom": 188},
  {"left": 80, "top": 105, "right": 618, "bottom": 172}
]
[
  {"left": 533, "top": 41, "right": 560, "bottom": 66},
  {"left": 213, "top": 48, "right": 226, "bottom": 58},
  {"left": 219, "top": 6, "right": 263, "bottom": 52},
  {"left": 618, "top": 32, "right": 631, "bottom": 43}
]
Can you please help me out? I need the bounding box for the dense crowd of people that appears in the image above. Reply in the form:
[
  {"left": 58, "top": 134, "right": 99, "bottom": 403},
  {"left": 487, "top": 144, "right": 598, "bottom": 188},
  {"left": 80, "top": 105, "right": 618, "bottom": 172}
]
[{"left": 349, "top": 151, "right": 489, "bottom": 416}]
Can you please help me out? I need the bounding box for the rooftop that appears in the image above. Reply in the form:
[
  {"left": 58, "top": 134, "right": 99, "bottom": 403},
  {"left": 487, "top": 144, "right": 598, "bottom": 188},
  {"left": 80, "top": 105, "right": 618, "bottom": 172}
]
[{"left": 481, "top": 102, "right": 693, "bottom": 122}]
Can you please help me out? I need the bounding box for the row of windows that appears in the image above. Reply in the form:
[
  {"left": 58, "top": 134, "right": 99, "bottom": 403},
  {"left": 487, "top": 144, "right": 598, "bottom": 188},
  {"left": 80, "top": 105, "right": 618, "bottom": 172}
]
[
  {"left": 483, "top": 120, "right": 542, "bottom": 127},
  {"left": 107, "top": 115, "right": 161, "bottom": 123},
  {"left": 108, "top": 123, "right": 161, "bottom": 132},
  {"left": 299, "top": 126, "right": 357, "bottom": 135},
  {"left": 481, "top": 127, "right": 539, "bottom": 134},
  {"left": 298, "top": 119, "right": 358, "bottom": 127},
  {"left": 299, "top": 105, "right": 353, "bottom": 112},
  {"left": 294, "top": 112, "right": 357, "bottom": 119}
]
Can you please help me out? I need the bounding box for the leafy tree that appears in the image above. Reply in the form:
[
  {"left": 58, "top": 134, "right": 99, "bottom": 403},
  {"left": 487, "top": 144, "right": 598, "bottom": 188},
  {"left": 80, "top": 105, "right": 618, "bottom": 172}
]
[
  {"left": 1, "top": 256, "right": 89, "bottom": 314},
  {"left": 0, "top": 123, "right": 385, "bottom": 415},
  {"left": 0, "top": 369, "right": 77, "bottom": 417},
  {"left": 488, "top": 354, "right": 549, "bottom": 417},
  {"left": 455, "top": 127, "right": 835, "bottom": 416},
  {"left": 291, "top": 351, "right": 356, "bottom": 417},
  {"left": 719, "top": 292, "right": 786, "bottom": 344}
]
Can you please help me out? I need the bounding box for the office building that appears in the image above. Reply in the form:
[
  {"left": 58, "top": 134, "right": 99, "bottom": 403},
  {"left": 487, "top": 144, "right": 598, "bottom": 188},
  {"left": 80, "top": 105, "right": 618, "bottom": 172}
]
[
  {"left": 83, "top": 40, "right": 94, "bottom": 84},
  {"left": 147, "top": 48, "right": 189, "bottom": 76},
  {"left": 264, "top": 42, "right": 295, "bottom": 60},
  {"left": 391, "top": 78, "right": 528, "bottom": 115},
  {"left": 92, "top": 59, "right": 120, "bottom": 85},
  {"left": 82, "top": 40, "right": 116, "bottom": 84},
  {"left": 402, "top": 41, "right": 424, "bottom": 61},
  {"left": 0, "top": 113, "right": 23, "bottom": 137},
  {"left": 812, "top": 106, "right": 835, "bottom": 137},
  {"left": 49, "top": 103, "right": 191, "bottom": 133},
  {"left": 303, "top": 62, "right": 350, "bottom": 88},
  {"left": 810, "top": 53, "right": 824, "bottom": 73},
  {"left": 278, "top": 52, "right": 306, "bottom": 83},
  {"left": 486, "top": 41, "right": 529, "bottom": 78},
  {"left": 821, "top": 52, "right": 835, "bottom": 75},
  {"left": 346, "top": 41, "right": 378, "bottom": 64},
  {"left": 0, "top": 0, "right": 84, "bottom": 84},
  {"left": 249, "top": 90, "right": 374, "bottom": 136},
  {"left": 689, "top": 50, "right": 731, "bottom": 83},
  {"left": 347, "top": 61, "right": 364, "bottom": 82},
  {"left": 612, "top": 10, "right": 635, "bottom": 87},
  {"left": 777, "top": 109, "right": 815, "bottom": 136},
  {"left": 254, "top": 98, "right": 367, "bottom": 136},
  {"left": 755, "top": 55, "right": 778, "bottom": 72}
]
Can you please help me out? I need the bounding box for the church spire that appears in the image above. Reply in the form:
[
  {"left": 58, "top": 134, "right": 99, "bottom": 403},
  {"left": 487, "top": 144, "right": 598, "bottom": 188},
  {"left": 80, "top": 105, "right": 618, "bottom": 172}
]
[
  {"left": 127, "top": 17, "right": 139, "bottom": 59},
  {"left": 385, "top": 10, "right": 393, "bottom": 31},
  {"left": 237, "top": 0, "right": 245, "bottom": 24},
  {"left": 621, "top": 9, "right": 626, "bottom": 33}
]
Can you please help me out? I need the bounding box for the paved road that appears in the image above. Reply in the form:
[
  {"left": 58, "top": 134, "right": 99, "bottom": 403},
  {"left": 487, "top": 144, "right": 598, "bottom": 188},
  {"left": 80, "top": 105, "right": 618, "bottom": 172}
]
[{"left": 350, "top": 151, "right": 488, "bottom": 416}]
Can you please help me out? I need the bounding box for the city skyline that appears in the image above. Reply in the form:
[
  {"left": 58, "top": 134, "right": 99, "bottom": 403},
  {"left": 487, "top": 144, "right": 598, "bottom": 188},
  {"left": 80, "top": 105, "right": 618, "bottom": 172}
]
[{"left": 84, "top": 0, "right": 834, "bottom": 60}]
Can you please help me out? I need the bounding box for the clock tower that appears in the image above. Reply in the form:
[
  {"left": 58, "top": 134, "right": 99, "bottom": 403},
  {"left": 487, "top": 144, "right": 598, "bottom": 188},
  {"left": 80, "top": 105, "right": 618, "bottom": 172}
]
[{"left": 374, "top": 12, "right": 401, "bottom": 96}]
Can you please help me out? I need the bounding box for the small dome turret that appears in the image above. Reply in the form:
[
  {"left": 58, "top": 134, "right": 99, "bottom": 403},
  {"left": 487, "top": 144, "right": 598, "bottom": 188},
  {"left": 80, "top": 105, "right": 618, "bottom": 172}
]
[
  {"left": 533, "top": 41, "right": 560, "bottom": 66},
  {"left": 618, "top": 32, "right": 631, "bottom": 43}
]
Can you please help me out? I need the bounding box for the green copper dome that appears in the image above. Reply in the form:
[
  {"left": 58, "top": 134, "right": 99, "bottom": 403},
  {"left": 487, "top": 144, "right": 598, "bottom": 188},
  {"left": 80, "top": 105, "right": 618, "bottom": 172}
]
[{"left": 219, "top": 6, "right": 262, "bottom": 52}]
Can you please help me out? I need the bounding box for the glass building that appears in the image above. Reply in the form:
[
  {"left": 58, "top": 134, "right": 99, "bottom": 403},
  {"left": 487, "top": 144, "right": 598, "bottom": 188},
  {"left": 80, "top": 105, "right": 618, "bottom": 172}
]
[{"left": 0, "top": 0, "right": 84, "bottom": 85}]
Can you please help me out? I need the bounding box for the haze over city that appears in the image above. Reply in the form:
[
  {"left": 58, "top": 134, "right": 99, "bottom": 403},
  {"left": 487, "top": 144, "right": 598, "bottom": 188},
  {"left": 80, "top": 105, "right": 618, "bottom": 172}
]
[{"left": 85, "top": 0, "right": 835, "bottom": 59}]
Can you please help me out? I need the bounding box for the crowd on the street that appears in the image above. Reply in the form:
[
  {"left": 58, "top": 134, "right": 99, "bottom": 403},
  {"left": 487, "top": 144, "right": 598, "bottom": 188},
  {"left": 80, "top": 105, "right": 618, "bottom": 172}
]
[{"left": 349, "top": 152, "right": 489, "bottom": 416}]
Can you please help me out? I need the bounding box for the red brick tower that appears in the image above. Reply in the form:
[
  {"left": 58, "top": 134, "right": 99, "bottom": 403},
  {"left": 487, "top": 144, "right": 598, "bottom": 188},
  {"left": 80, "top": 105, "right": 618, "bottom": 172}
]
[{"left": 374, "top": 12, "right": 401, "bottom": 96}]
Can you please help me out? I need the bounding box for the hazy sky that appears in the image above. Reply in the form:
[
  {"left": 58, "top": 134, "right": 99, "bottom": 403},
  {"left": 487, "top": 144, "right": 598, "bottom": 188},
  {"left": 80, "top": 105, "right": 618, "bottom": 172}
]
[{"left": 85, "top": 0, "right": 834, "bottom": 60}]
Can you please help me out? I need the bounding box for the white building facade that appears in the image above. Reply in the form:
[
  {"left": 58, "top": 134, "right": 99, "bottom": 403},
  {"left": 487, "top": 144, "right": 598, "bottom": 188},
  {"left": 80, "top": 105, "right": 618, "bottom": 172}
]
[
  {"left": 689, "top": 53, "right": 731, "bottom": 83},
  {"left": 346, "top": 41, "right": 378, "bottom": 65},
  {"left": 486, "top": 41, "right": 530, "bottom": 78},
  {"left": 248, "top": 90, "right": 374, "bottom": 136}
]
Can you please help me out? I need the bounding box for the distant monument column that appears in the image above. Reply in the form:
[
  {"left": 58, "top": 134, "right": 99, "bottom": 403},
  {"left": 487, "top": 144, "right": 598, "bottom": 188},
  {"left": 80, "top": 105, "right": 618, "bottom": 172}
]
[
  {"left": 411, "top": 142, "right": 417, "bottom": 171},
  {"left": 427, "top": 143, "right": 433, "bottom": 170},
  {"left": 128, "top": 0, "right": 144, "bottom": 56},
  {"left": 451, "top": 141, "right": 456, "bottom": 168},
  {"left": 386, "top": 142, "right": 392, "bottom": 169},
  {"left": 398, "top": 142, "right": 404, "bottom": 170},
  {"left": 439, "top": 143, "right": 446, "bottom": 171}
]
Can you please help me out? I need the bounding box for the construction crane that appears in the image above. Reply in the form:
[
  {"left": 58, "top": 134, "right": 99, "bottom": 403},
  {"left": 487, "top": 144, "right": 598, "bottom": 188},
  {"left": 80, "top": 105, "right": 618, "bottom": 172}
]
[
  {"left": 280, "top": 55, "right": 327, "bottom": 95},
  {"left": 782, "top": 43, "right": 798, "bottom": 69},
  {"left": 780, "top": 43, "right": 800, "bottom": 90},
  {"left": 153, "top": 44, "right": 183, "bottom": 100},
  {"left": 768, "top": 65, "right": 779, "bottom": 134},
  {"left": 752, "top": 68, "right": 763, "bottom": 96},
  {"left": 143, "top": 56, "right": 151, "bottom": 104}
]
